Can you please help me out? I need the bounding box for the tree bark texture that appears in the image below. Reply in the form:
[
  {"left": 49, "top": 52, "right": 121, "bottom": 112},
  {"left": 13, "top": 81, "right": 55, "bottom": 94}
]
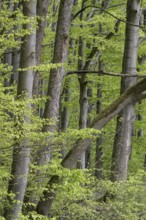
[
  {"left": 4, "top": 1, "right": 36, "bottom": 219},
  {"left": 33, "top": 0, "right": 50, "bottom": 97},
  {"left": 60, "top": 78, "right": 70, "bottom": 132},
  {"left": 36, "top": 0, "right": 74, "bottom": 215},
  {"left": 77, "top": 0, "right": 87, "bottom": 169},
  {"left": 111, "top": 0, "right": 140, "bottom": 181},
  {"left": 95, "top": 81, "right": 103, "bottom": 179},
  {"left": 36, "top": 0, "right": 74, "bottom": 167}
]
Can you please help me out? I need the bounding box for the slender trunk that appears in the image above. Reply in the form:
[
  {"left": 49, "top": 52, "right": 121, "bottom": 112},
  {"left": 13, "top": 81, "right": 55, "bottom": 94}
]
[
  {"left": 59, "top": 26, "right": 76, "bottom": 156},
  {"left": 85, "top": 87, "right": 93, "bottom": 168},
  {"left": 59, "top": 37, "right": 75, "bottom": 133},
  {"left": 111, "top": 0, "right": 140, "bottom": 181},
  {"left": 33, "top": 0, "right": 50, "bottom": 99},
  {"left": 4, "top": 1, "right": 36, "bottom": 219},
  {"left": 60, "top": 78, "right": 70, "bottom": 132},
  {"left": 12, "top": 3, "right": 20, "bottom": 84},
  {"left": 95, "top": 81, "right": 103, "bottom": 179},
  {"left": 78, "top": 29, "right": 87, "bottom": 167},
  {"left": 37, "top": 0, "right": 74, "bottom": 167},
  {"left": 59, "top": 78, "right": 70, "bottom": 157},
  {"left": 144, "top": 155, "right": 146, "bottom": 168},
  {"left": 95, "top": 23, "right": 103, "bottom": 179},
  {"left": 12, "top": 50, "right": 19, "bottom": 83},
  {"left": 4, "top": 52, "right": 13, "bottom": 88},
  {"left": 3, "top": 1, "right": 13, "bottom": 88},
  {"left": 36, "top": 0, "right": 74, "bottom": 216}
]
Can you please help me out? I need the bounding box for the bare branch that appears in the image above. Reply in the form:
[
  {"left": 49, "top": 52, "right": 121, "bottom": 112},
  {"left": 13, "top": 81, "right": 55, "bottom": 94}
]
[
  {"left": 67, "top": 70, "right": 146, "bottom": 78},
  {"left": 73, "top": 5, "right": 144, "bottom": 29}
]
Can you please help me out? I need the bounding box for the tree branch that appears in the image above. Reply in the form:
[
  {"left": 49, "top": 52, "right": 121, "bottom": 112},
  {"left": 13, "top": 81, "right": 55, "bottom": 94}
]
[
  {"left": 62, "top": 78, "right": 146, "bottom": 168},
  {"left": 67, "top": 70, "right": 146, "bottom": 78},
  {"left": 73, "top": 5, "right": 145, "bottom": 29},
  {"left": 36, "top": 78, "right": 146, "bottom": 215}
]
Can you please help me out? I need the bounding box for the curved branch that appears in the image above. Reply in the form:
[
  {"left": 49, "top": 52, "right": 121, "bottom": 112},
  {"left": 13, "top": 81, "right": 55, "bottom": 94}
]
[
  {"left": 73, "top": 5, "right": 144, "bottom": 28},
  {"left": 67, "top": 70, "right": 146, "bottom": 78}
]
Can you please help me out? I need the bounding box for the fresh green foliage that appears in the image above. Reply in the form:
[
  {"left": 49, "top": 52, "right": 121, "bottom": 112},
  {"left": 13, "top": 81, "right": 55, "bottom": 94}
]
[{"left": 0, "top": 0, "right": 146, "bottom": 219}]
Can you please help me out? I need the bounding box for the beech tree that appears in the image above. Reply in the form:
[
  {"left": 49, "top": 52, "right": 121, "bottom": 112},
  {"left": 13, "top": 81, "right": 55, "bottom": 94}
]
[
  {"left": 111, "top": 0, "right": 141, "bottom": 181},
  {"left": 1, "top": 0, "right": 146, "bottom": 219},
  {"left": 36, "top": 0, "right": 74, "bottom": 167},
  {"left": 4, "top": 1, "right": 36, "bottom": 219},
  {"left": 33, "top": 0, "right": 50, "bottom": 98}
]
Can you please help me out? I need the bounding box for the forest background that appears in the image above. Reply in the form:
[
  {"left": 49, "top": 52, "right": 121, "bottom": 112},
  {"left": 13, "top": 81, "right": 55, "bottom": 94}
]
[{"left": 1, "top": 0, "right": 146, "bottom": 219}]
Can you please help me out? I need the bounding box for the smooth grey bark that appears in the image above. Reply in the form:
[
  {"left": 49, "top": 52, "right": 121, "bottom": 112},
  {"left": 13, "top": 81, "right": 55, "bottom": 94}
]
[
  {"left": 77, "top": 0, "right": 87, "bottom": 169},
  {"left": 111, "top": 0, "right": 140, "bottom": 181},
  {"left": 4, "top": 1, "right": 36, "bottom": 219},
  {"left": 144, "top": 155, "right": 146, "bottom": 168},
  {"left": 137, "top": 109, "right": 143, "bottom": 137},
  {"left": 12, "top": 3, "right": 20, "bottom": 83},
  {"left": 59, "top": 23, "right": 76, "bottom": 156},
  {"left": 59, "top": 37, "right": 75, "bottom": 133},
  {"left": 95, "top": 23, "right": 103, "bottom": 179},
  {"left": 12, "top": 50, "right": 19, "bottom": 83},
  {"left": 137, "top": 55, "right": 146, "bottom": 137},
  {"left": 4, "top": 52, "right": 13, "bottom": 88},
  {"left": 33, "top": 0, "right": 50, "bottom": 98},
  {"left": 36, "top": 77, "right": 146, "bottom": 217},
  {"left": 60, "top": 78, "right": 70, "bottom": 132},
  {"left": 25, "top": 0, "right": 50, "bottom": 204},
  {"left": 3, "top": 1, "right": 13, "bottom": 88},
  {"left": 95, "top": 81, "right": 103, "bottom": 179},
  {"left": 36, "top": 0, "right": 74, "bottom": 216},
  {"left": 59, "top": 78, "right": 70, "bottom": 158},
  {"left": 84, "top": 87, "right": 93, "bottom": 168},
  {"left": 37, "top": 0, "right": 74, "bottom": 167}
]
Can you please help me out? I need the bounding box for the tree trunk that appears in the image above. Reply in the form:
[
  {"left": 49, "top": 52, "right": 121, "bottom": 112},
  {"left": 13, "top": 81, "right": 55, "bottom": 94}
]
[
  {"left": 36, "top": 0, "right": 74, "bottom": 216},
  {"left": 37, "top": 0, "right": 74, "bottom": 166},
  {"left": 59, "top": 37, "right": 75, "bottom": 133},
  {"left": 12, "top": 3, "right": 19, "bottom": 84},
  {"left": 59, "top": 33, "right": 76, "bottom": 157},
  {"left": 3, "top": 1, "right": 13, "bottom": 89},
  {"left": 77, "top": 0, "right": 87, "bottom": 169},
  {"left": 32, "top": 0, "right": 50, "bottom": 98},
  {"left": 95, "top": 82, "right": 103, "bottom": 179},
  {"left": 111, "top": 0, "right": 140, "bottom": 181},
  {"left": 60, "top": 78, "right": 70, "bottom": 132},
  {"left": 4, "top": 1, "right": 36, "bottom": 219}
]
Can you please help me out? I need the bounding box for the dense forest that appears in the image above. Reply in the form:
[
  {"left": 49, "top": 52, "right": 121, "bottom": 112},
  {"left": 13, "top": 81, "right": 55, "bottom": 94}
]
[{"left": 1, "top": 0, "right": 146, "bottom": 219}]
